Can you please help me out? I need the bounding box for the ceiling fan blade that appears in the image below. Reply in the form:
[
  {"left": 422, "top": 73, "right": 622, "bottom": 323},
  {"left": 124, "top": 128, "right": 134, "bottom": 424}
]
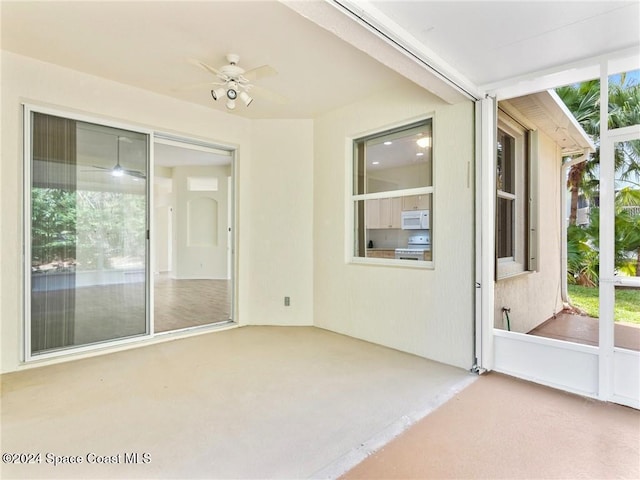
[
  {"left": 124, "top": 169, "right": 146, "bottom": 179},
  {"left": 173, "top": 81, "right": 224, "bottom": 92},
  {"left": 86, "top": 165, "right": 145, "bottom": 179},
  {"left": 242, "top": 64, "right": 278, "bottom": 82},
  {"left": 247, "top": 84, "right": 289, "bottom": 105},
  {"left": 188, "top": 58, "right": 227, "bottom": 79}
]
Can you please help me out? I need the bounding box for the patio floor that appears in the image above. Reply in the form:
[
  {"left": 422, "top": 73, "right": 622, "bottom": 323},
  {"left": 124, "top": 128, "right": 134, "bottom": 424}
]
[{"left": 528, "top": 312, "right": 640, "bottom": 351}]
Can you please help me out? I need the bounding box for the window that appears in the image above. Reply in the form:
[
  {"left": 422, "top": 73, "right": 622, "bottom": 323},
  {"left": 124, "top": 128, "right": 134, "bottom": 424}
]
[
  {"left": 496, "top": 111, "right": 538, "bottom": 278},
  {"left": 352, "top": 119, "right": 433, "bottom": 264}
]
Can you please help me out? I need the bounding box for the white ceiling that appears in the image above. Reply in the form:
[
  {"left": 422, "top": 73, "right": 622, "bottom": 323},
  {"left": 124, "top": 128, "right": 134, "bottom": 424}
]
[
  {"left": 0, "top": 1, "right": 410, "bottom": 120},
  {"left": 4, "top": 1, "right": 639, "bottom": 122},
  {"left": 2, "top": 0, "right": 638, "bottom": 133},
  {"left": 367, "top": 0, "right": 640, "bottom": 90}
]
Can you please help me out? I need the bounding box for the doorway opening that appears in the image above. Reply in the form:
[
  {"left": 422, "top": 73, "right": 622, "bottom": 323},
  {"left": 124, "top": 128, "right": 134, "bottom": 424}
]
[{"left": 153, "top": 135, "right": 234, "bottom": 333}]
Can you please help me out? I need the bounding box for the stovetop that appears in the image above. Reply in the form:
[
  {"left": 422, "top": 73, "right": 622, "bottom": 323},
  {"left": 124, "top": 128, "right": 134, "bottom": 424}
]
[{"left": 396, "top": 233, "right": 430, "bottom": 252}]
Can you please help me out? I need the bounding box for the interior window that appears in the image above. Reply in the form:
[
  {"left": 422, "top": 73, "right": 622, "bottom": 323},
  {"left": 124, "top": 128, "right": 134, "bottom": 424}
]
[{"left": 352, "top": 119, "right": 433, "bottom": 264}]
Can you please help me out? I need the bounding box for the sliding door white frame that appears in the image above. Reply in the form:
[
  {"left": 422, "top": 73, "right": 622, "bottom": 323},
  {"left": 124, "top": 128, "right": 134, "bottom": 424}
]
[{"left": 23, "top": 103, "right": 154, "bottom": 362}]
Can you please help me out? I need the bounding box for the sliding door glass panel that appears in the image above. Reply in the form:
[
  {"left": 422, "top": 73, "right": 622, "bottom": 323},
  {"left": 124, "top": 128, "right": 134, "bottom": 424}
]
[{"left": 30, "top": 112, "right": 148, "bottom": 355}]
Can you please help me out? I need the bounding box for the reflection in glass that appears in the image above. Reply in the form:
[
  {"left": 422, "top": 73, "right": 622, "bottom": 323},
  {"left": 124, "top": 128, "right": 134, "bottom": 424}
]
[
  {"left": 353, "top": 121, "right": 432, "bottom": 196},
  {"left": 30, "top": 113, "right": 148, "bottom": 355}
]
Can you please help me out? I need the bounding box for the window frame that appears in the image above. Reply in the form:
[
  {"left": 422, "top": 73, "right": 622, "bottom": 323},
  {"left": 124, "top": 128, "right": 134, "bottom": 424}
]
[
  {"left": 495, "top": 110, "right": 538, "bottom": 279},
  {"left": 349, "top": 117, "right": 435, "bottom": 267}
]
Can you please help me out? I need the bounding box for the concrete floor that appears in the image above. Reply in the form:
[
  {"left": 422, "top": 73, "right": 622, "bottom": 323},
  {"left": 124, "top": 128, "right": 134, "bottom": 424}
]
[
  {"left": 343, "top": 372, "right": 640, "bottom": 479},
  {"left": 0, "top": 326, "right": 475, "bottom": 479}
]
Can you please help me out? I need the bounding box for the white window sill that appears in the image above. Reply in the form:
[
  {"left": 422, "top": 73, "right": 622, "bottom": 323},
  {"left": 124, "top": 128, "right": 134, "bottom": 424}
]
[{"left": 350, "top": 257, "right": 435, "bottom": 270}]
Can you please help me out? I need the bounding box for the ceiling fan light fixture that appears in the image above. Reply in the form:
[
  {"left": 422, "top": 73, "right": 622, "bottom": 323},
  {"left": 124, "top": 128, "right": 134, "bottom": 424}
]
[
  {"left": 226, "top": 98, "right": 236, "bottom": 110},
  {"left": 226, "top": 88, "right": 237, "bottom": 100},
  {"left": 239, "top": 91, "right": 253, "bottom": 107},
  {"left": 211, "top": 87, "right": 226, "bottom": 101},
  {"left": 111, "top": 165, "right": 124, "bottom": 177}
]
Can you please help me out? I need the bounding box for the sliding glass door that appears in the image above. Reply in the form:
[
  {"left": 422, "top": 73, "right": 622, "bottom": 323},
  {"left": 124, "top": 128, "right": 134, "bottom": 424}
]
[{"left": 27, "top": 108, "right": 149, "bottom": 357}]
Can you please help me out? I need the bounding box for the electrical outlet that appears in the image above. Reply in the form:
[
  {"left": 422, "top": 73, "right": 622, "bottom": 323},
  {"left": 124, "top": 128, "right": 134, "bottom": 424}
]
[{"left": 284, "top": 296, "right": 290, "bottom": 306}]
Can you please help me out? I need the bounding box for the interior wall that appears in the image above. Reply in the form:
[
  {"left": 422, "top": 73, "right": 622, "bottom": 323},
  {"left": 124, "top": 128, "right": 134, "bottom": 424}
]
[
  {"left": 313, "top": 83, "right": 476, "bottom": 369},
  {"left": 245, "top": 119, "right": 314, "bottom": 326},
  {"left": 0, "top": 52, "right": 313, "bottom": 373},
  {"left": 154, "top": 170, "right": 174, "bottom": 274},
  {"left": 171, "top": 165, "right": 230, "bottom": 279},
  {"left": 494, "top": 133, "right": 564, "bottom": 333}
]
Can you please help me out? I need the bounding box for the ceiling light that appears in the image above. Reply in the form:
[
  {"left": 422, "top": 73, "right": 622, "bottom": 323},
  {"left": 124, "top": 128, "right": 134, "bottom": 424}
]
[
  {"left": 416, "top": 152, "right": 424, "bottom": 157},
  {"left": 211, "top": 88, "right": 226, "bottom": 101},
  {"left": 384, "top": 141, "right": 392, "bottom": 145},
  {"left": 226, "top": 88, "right": 237, "bottom": 100},
  {"left": 372, "top": 161, "right": 380, "bottom": 165},
  {"left": 111, "top": 165, "right": 124, "bottom": 177},
  {"left": 239, "top": 91, "right": 253, "bottom": 107},
  {"left": 416, "top": 137, "right": 431, "bottom": 148},
  {"left": 226, "top": 98, "right": 236, "bottom": 110}
]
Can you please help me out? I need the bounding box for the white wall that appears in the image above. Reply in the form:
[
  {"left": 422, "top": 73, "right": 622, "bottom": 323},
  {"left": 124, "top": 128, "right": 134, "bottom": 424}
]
[
  {"left": 172, "top": 165, "right": 231, "bottom": 279},
  {"left": 0, "top": 52, "right": 314, "bottom": 372},
  {"left": 494, "top": 132, "right": 565, "bottom": 333},
  {"left": 313, "top": 83, "right": 476, "bottom": 369},
  {"left": 244, "top": 120, "right": 314, "bottom": 326}
]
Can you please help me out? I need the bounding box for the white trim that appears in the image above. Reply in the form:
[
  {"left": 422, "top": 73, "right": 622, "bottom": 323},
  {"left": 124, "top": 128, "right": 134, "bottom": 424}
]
[
  {"left": 148, "top": 136, "right": 155, "bottom": 337},
  {"left": 547, "top": 90, "right": 596, "bottom": 152},
  {"left": 484, "top": 46, "right": 640, "bottom": 101},
  {"left": 493, "top": 329, "right": 599, "bottom": 399},
  {"left": 154, "top": 135, "right": 232, "bottom": 156},
  {"left": 608, "top": 124, "right": 640, "bottom": 142},
  {"left": 478, "top": 97, "right": 497, "bottom": 371},
  {"left": 598, "top": 63, "right": 615, "bottom": 401},
  {"left": 612, "top": 348, "right": 640, "bottom": 409},
  {"left": 496, "top": 191, "right": 516, "bottom": 201},
  {"left": 353, "top": 186, "right": 434, "bottom": 202}
]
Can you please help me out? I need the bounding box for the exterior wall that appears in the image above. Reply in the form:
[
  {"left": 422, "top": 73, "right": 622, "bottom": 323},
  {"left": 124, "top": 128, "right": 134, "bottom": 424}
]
[
  {"left": 244, "top": 119, "right": 314, "bottom": 326},
  {"left": 494, "top": 130, "right": 564, "bottom": 333},
  {"left": 0, "top": 52, "right": 314, "bottom": 372},
  {"left": 313, "top": 83, "right": 476, "bottom": 369}
]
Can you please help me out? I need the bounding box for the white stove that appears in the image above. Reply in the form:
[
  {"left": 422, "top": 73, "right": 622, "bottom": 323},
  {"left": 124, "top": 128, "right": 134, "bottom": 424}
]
[{"left": 395, "top": 234, "right": 430, "bottom": 261}]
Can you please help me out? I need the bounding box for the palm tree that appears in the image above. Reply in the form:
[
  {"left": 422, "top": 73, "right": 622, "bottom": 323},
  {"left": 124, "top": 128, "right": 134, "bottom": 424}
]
[{"left": 557, "top": 77, "right": 640, "bottom": 225}]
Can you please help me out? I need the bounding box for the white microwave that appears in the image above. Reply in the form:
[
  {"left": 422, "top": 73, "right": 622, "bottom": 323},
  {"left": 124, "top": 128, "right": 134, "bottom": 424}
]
[{"left": 401, "top": 210, "right": 429, "bottom": 230}]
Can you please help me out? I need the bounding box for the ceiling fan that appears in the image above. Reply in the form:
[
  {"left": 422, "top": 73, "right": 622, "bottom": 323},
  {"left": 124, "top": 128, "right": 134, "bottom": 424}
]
[
  {"left": 88, "top": 136, "right": 146, "bottom": 179},
  {"left": 189, "top": 53, "right": 287, "bottom": 110}
]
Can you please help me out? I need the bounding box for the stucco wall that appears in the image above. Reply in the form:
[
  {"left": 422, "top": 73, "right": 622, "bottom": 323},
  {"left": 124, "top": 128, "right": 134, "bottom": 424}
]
[
  {"left": 494, "top": 130, "right": 565, "bottom": 333},
  {"left": 0, "top": 52, "right": 314, "bottom": 372},
  {"left": 313, "top": 83, "right": 476, "bottom": 369},
  {"left": 244, "top": 119, "right": 314, "bottom": 326}
]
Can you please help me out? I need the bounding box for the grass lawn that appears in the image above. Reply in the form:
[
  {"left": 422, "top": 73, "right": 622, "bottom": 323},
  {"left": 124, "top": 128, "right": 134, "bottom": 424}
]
[{"left": 568, "top": 284, "right": 640, "bottom": 324}]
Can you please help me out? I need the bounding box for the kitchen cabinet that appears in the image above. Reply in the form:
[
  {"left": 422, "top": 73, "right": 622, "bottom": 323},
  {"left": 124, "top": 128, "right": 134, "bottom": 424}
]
[
  {"left": 402, "top": 195, "right": 430, "bottom": 211},
  {"left": 366, "top": 197, "right": 402, "bottom": 229},
  {"left": 367, "top": 249, "right": 396, "bottom": 259}
]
